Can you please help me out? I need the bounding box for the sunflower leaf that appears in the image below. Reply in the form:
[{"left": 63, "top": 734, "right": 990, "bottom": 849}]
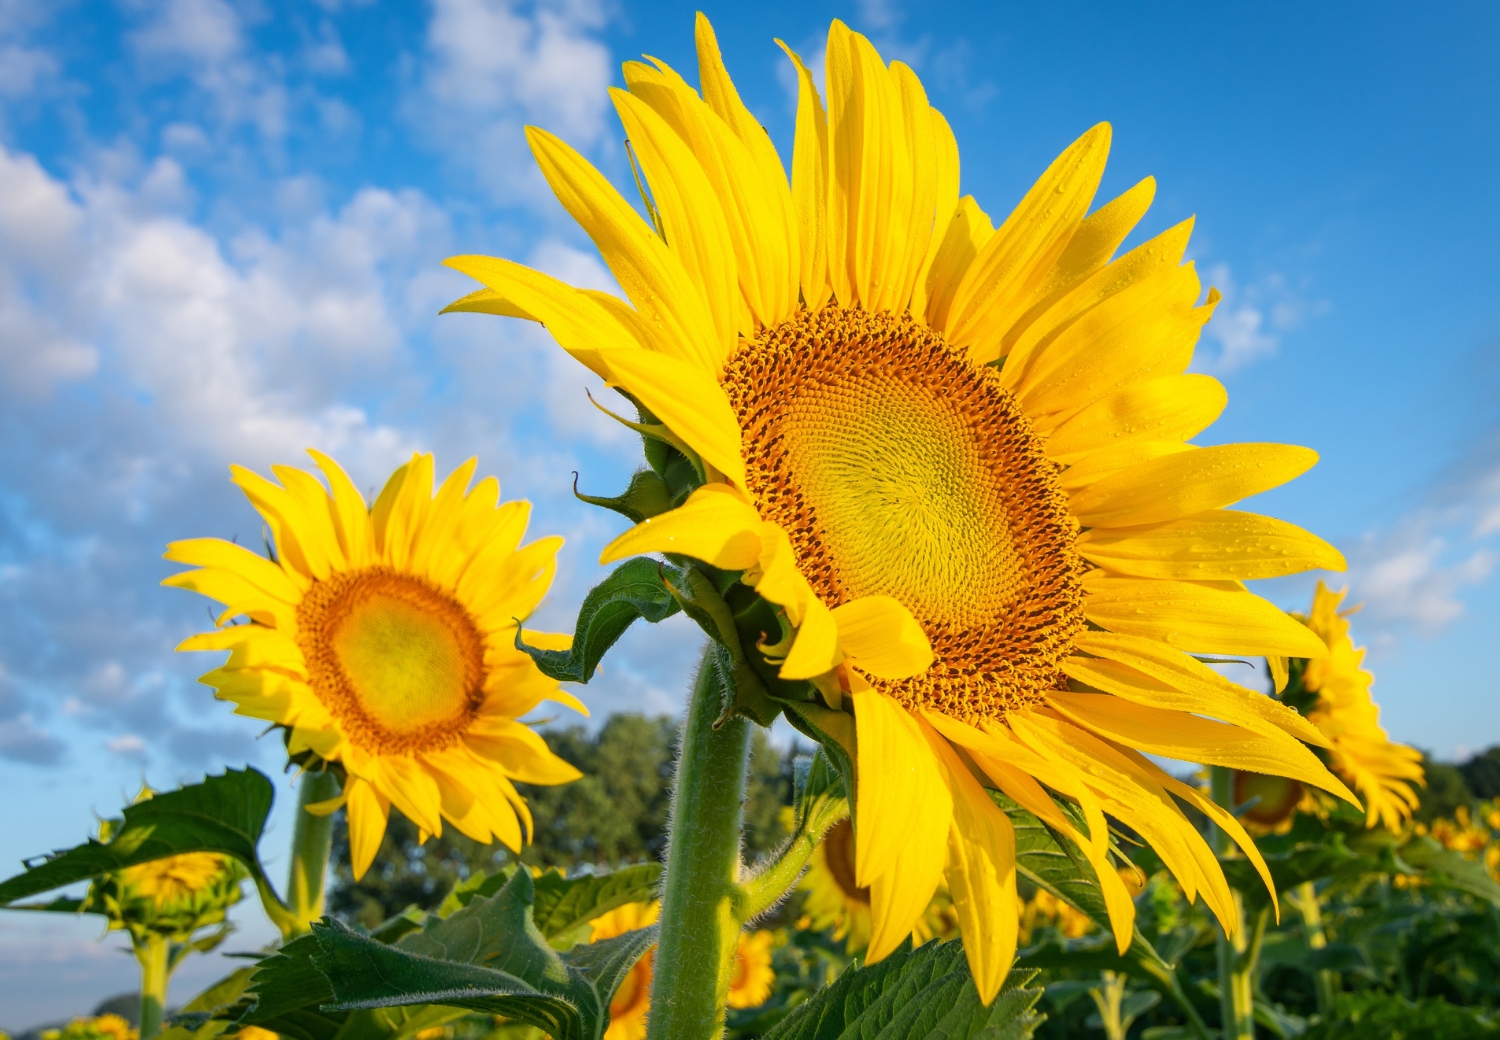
[
  {"left": 516, "top": 557, "right": 681, "bottom": 683},
  {"left": 759, "top": 939, "right": 1044, "bottom": 1040},
  {"left": 0, "top": 767, "right": 275, "bottom": 906},
  {"left": 285, "top": 868, "right": 650, "bottom": 1040},
  {"left": 530, "top": 862, "right": 663, "bottom": 942}
]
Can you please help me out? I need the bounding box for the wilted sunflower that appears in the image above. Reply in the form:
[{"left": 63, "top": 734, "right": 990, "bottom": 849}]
[
  {"left": 167, "top": 452, "right": 584, "bottom": 878},
  {"left": 591, "top": 901, "right": 659, "bottom": 1040},
  {"left": 1296, "top": 581, "right": 1424, "bottom": 831},
  {"left": 445, "top": 15, "right": 1356, "bottom": 999},
  {"left": 799, "top": 817, "right": 956, "bottom": 953}
]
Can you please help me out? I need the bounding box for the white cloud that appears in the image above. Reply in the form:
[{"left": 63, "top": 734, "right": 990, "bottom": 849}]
[
  {"left": 1196, "top": 264, "right": 1323, "bottom": 374},
  {"left": 407, "top": 0, "right": 615, "bottom": 199},
  {"left": 106, "top": 733, "right": 147, "bottom": 756},
  {"left": 1350, "top": 531, "right": 1496, "bottom": 635}
]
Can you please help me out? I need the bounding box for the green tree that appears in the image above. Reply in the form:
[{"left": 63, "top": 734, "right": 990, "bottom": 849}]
[
  {"left": 329, "top": 714, "right": 797, "bottom": 929},
  {"left": 1459, "top": 746, "right": 1500, "bottom": 800}
]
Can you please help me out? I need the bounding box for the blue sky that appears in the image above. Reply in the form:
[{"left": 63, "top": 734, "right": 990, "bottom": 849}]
[{"left": 1, "top": 0, "right": 1497, "bottom": 1025}]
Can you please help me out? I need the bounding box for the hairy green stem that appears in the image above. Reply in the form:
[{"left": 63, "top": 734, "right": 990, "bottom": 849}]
[
  {"left": 648, "top": 645, "right": 752, "bottom": 1040},
  {"left": 285, "top": 769, "right": 340, "bottom": 936},
  {"left": 1211, "top": 765, "right": 1256, "bottom": 1040},
  {"left": 136, "top": 932, "right": 170, "bottom": 1039}
]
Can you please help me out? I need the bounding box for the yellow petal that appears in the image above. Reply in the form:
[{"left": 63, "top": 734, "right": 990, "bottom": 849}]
[
  {"left": 1068, "top": 630, "right": 1331, "bottom": 748},
  {"left": 230, "top": 464, "right": 331, "bottom": 583},
  {"left": 1058, "top": 441, "right": 1196, "bottom": 493},
  {"left": 611, "top": 87, "right": 738, "bottom": 362},
  {"left": 1012, "top": 261, "right": 1207, "bottom": 417},
  {"left": 830, "top": 595, "right": 934, "bottom": 680},
  {"left": 1268, "top": 655, "right": 1290, "bottom": 695},
  {"left": 163, "top": 538, "right": 302, "bottom": 604},
  {"left": 1083, "top": 573, "right": 1329, "bottom": 658},
  {"left": 345, "top": 776, "right": 391, "bottom": 881},
  {"left": 696, "top": 14, "right": 800, "bottom": 327},
  {"left": 465, "top": 717, "right": 583, "bottom": 785},
  {"left": 308, "top": 450, "right": 375, "bottom": 567},
  {"left": 1070, "top": 443, "right": 1319, "bottom": 529},
  {"left": 1046, "top": 374, "right": 1227, "bottom": 465},
  {"left": 439, "top": 286, "right": 535, "bottom": 320},
  {"left": 595, "top": 347, "right": 748, "bottom": 488},
  {"left": 599, "top": 484, "right": 762, "bottom": 569},
  {"left": 923, "top": 723, "right": 1017, "bottom": 1003},
  {"left": 443, "top": 253, "right": 640, "bottom": 379},
  {"left": 946, "top": 123, "right": 1111, "bottom": 354},
  {"left": 1077, "top": 509, "right": 1347, "bottom": 580},
  {"left": 999, "top": 217, "right": 1194, "bottom": 391},
  {"left": 777, "top": 39, "right": 831, "bottom": 311},
  {"left": 909, "top": 109, "right": 960, "bottom": 320},
  {"left": 779, "top": 597, "right": 842, "bottom": 680},
  {"left": 526, "top": 126, "right": 722, "bottom": 373},
  {"left": 922, "top": 195, "right": 994, "bottom": 332},
  {"left": 1047, "top": 693, "right": 1358, "bottom": 806},
  {"left": 851, "top": 690, "right": 952, "bottom": 890}
]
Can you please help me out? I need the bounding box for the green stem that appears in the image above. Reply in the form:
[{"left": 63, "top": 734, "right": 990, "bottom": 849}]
[
  {"left": 647, "top": 645, "right": 752, "bottom": 1040},
  {"left": 1089, "top": 971, "right": 1128, "bottom": 1040},
  {"left": 740, "top": 795, "right": 848, "bottom": 922},
  {"left": 136, "top": 932, "right": 170, "bottom": 1039},
  {"left": 1291, "top": 880, "right": 1339, "bottom": 1016},
  {"left": 1211, "top": 765, "right": 1256, "bottom": 1040},
  {"left": 284, "top": 769, "right": 340, "bottom": 936}
]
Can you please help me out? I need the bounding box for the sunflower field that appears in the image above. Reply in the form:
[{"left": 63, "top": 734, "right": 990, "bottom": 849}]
[{"left": 4, "top": 14, "right": 1499, "bottom": 1040}]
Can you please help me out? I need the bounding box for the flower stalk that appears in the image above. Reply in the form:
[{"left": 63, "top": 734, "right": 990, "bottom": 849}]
[
  {"left": 136, "top": 932, "right": 170, "bottom": 1040},
  {"left": 1211, "top": 765, "right": 1258, "bottom": 1040},
  {"left": 285, "top": 769, "right": 340, "bottom": 935},
  {"left": 647, "top": 645, "right": 752, "bottom": 1040},
  {"left": 1289, "top": 880, "right": 1339, "bottom": 1015}
]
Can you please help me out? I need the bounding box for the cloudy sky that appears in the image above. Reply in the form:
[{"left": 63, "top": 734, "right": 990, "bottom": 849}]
[{"left": 1, "top": 0, "right": 1497, "bottom": 1025}]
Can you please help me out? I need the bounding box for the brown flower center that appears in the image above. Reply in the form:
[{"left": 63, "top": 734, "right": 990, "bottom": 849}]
[
  {"left": 721, "top": 305, "right": 1086, "bottom": 720},
  {"left": 296, "top": 568, "right": 487, "bottom": 754},
  {"left": 822, "top": 818, "right": 870, "bottom": 905}
]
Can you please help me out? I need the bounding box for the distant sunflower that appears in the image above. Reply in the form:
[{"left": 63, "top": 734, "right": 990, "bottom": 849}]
[
  {"left": 167, "top": 453, "right": 584, "bottom": 878},
  {"left": 591, "top": 901, "right": 659, "bottom": 1040},
  {"left": 120, "top": 853, "right": 231, "bottom": 912},
  {"left": 727, "top": 930, "right": 775, "bottom": 1009},
  {"left": 1298, "top": 581, "right": 1424, "bottom": 831},
  {"left": 799, "top": 818, "right": 956, "bottom": 953},
  {"left": 446, "top": 15, "right": 1356, "bottom": 999}
]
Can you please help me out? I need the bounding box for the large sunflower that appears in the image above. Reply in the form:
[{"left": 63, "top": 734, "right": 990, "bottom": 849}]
[
  {"left": 445, "top": 16, "right": 1356, "bottom": 999},
  {"left": 590, "top": 902, "right": 659, "bottom": 1040},
  {"left": 166, "top": 452, "right": 584, "bottom": 878},
  {"left": 1297, "top": 582, "right": 1424, "bottom": 831}
]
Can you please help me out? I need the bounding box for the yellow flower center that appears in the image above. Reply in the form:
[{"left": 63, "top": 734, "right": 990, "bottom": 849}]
[
  {"left": 723, "top": 305, "right": 1086, "bottom": 720},
  {"left": 121, "top": 852, "right": 226, "bottom": 909},
  {"left": 297, "top": 568, "right": 487, "bottom": 754}
]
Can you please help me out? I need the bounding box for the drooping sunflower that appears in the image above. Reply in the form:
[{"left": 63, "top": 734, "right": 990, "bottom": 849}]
[
  {"left": 1296, "top": 581, "right": 1424, "bottom": 831},
  {"left": 166, "top": 452, "right": 584, "bottom": 878},
  {"left": 727, "top": 929, "right": 776, "bottom": 1009},
  {"left": 799, "top": 817, "right": 957, "bottom": 953},
  {"left": 445, "top": 16, "right": 1358, "bottom": 999},
  {"left": 590, "top": 901, "right": 659, "bottom": 1040}
]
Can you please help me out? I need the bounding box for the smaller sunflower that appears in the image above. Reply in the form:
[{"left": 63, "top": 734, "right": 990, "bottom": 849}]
[
  {"left": 798, "top": 817, "right": 958, "bottom": 953},
  {"left": 167, "top": 452, "right": 584, "bottom": 878},
  {"left": 727, "top": 930, "right": 776, "bottom": 1009},
  {"left": 590, "top": 902, "right": 659, "bottom": 1040},
  {"left": 121, "top": 853, "right": 233, "bottom": 912},
  {"left": 1291, "top": 582, "right": 1424, "bottom": 831}
]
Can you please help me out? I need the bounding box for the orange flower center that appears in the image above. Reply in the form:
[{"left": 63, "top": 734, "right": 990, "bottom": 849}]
[
  {"left": 722, "top": 305, "right": 1086, "bottom": 720},
  {"left": 297, "top": 568, "right": 487, "bottom": 754}
]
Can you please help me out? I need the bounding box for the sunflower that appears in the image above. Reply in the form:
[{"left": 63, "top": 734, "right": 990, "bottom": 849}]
[
  {"left": 166, "top": 452, "right": 584, "bottom": 878},
  {"left": 798, "top": 817, "right": 957, "bottom": 953},
  {"left": 444, "top": 16, "right": 1357, "bottom": 1000},
  {"left": 727, "top": 930, "right": 776, "bottom": 1009},
  {"left": 1295, "top": 581, "right": 1424, "bottom": 832},
  {"left": 590, "top": 902, "right": 659, "bottom": 1040},
  {"left": 121, "top": 853, "right": 233, "bottom": 912}
]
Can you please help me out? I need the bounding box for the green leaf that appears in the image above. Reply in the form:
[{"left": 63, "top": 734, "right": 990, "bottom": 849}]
[
  {"left": 299, "top": 868, "right": 653, "bottom": 1040},
  {"left": 1219, "top": 838, "right": 1374, "bottom": 911},
  {"left": 530, "top": 862, "right": 662, "bottom": 941},
  {"left": 999, "top": 793, "right": 1174, "bottom": 984},
  {"left": 0, "top": 768, "right": 275, "bottom": 905},
  {"left": 760, "top": 939, "right": 1044, "bottom": 1040},
  {"left": 517, "top": 558, "right": 680, "bottom": 683},
  {"left": 1397, "top": 835, "right": 1500, "bottom": 907}
]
